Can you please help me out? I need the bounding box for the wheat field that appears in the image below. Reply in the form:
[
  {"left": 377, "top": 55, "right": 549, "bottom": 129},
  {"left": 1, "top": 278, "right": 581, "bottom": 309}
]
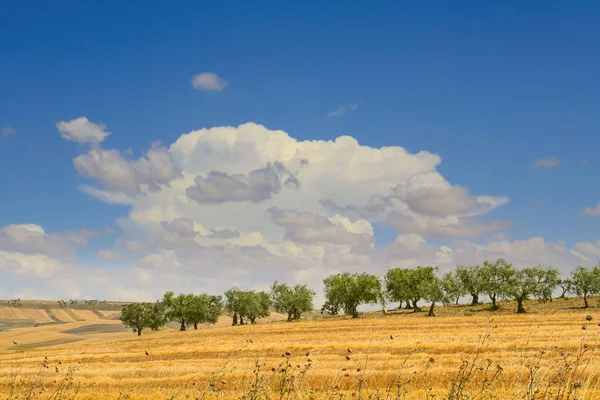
[{"left": 1, "top": 298, "right": 600, "bottom": 399}]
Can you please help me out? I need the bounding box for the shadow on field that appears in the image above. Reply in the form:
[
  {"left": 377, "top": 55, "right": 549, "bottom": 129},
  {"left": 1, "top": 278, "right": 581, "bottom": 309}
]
[
  {"left": 18, "top": 337, "right": 84, "bottom": 349},
  {"left": 61, "top": 324, "right": 129, "bottom": 335}
]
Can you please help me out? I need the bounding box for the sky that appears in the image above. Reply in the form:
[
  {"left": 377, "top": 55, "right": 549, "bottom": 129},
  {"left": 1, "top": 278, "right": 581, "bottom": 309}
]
[{"left": 1, "top": 1, "right": 599, "bottom": 304}]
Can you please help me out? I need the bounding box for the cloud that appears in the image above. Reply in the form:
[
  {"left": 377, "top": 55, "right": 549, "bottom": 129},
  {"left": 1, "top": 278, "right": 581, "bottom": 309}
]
[
  {"left": 97, "top": 250, "right": 121, "bottom": 260},
  {"left": 186, "top": 162, "right": 298, "bottom": 204},
  {"left": 0, "top": 224, "right": 75, "bottom": 256},
  {"left": 268, "top": 207, "right": 374, "bottom": 245},
  {"left": 391, "top": 172, "right": 509, "bottom": 217},
  {"left": 532, "top": 157, "right": 560, "bottom": 168},
  {"left": 2, "top": 126, "right": 15, "bottom": 136},
  {"left": 57, "top": 117, "right": 110, "bottom": 145},
  {"left": 62, "top": 120, "right": 181, "bottom": 197},
  {"left": 581, "top": 160, "right": 589, "bottom": 165},
  {"left": 16, "top": 121, "right": 577, "bottom": 302},
  {"left": 327, "top": 104, "right": 359, "bottom": 117},
  {"left": 191, "top": 72, "right": 228, "bottom": 91},
  {"left": 581, "top": 203, "right": 600, "bottom": 217}
]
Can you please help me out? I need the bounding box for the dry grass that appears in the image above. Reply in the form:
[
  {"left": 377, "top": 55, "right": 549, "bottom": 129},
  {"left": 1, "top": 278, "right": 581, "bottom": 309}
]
[{"left": 1, "top": 297, "right": 600, "bottom": 399}]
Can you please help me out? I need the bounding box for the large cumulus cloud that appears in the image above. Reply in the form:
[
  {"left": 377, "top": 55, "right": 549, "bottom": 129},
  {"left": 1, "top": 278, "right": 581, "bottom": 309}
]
[{"left": 3, "top": 120, "right": 598, "bottom": 303}]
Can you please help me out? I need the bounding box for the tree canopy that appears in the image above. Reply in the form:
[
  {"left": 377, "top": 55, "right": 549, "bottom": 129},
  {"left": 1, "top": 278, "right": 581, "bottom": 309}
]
[
  {"left": 456, "top": 265, "right": 485, "bottom": 305},
  {"left": 504, "top": 267, "right": 559, "bottom": 313},
  {"left": 322, "top": 273, "right": 383, "bottom": 318},
  {"left": 271, "top": 281, "right": 315, "bottom": 321},
  {"left": 385, "top": 266, "right": 436, "bottom": 312},
  {"left": 480, "top": 258, "right": 515, "bottom": 310},
  {"left": 120, "top": 302, "right": 165, "bottom": 336}
]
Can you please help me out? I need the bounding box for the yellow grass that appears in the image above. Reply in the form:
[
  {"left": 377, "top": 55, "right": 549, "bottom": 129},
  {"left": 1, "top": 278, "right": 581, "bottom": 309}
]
[{"left": 1, "top": 298, "right": 600, "bottom": 399}]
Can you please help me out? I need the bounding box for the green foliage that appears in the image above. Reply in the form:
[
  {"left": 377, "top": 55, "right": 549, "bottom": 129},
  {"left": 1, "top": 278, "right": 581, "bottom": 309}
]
[
  {"left": 419, "top": 273, "right": 452, "bottom": 316},
  {"left": 504, "top": 267, "right": 559, "bottom": 313},
  {"left": 456, "top": 265, "right": 485, "bottom": 305},
  {"left": 441, "top": 272, "right": 466, "bottom": 305},
  {"left": 271, "top": 281, "right": 315, "bottom": 321},
  {"left": 225, "top": 288, "right": 270, "bottom": 325},
  {"left": 480, "top": 259, "right": 516, "bottom": 310},
  {"left": 384, "top": 266, "right": 435, "bottom": 312},
  {"left": 186, "top": 294, "right": 223, "bottom": 329},
  {"left": 322, "top": 272, "right": 383, "bottom": 318},
  {"left": 570, "top": 265, "right": 600, "bottom": 308},
  {"left": 162, "top": 291, "right": 222, "bottom": 330},
  {"left": 557, "top": 278, "right": 573, "bottom": 298},
  {"left": 120, "top": 302, "right": 165, "bottom": 336}
]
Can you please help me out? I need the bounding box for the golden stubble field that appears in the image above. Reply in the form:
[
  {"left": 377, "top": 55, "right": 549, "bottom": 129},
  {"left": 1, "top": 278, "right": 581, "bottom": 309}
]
[{"left": 1, "top": 299, "right": 600, "bottom": 399}]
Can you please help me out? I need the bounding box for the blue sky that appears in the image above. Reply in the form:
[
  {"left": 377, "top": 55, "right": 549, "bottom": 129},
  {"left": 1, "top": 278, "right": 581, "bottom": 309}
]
[{"left": 1, "top": 1, "right": 599, "bottom": 300}]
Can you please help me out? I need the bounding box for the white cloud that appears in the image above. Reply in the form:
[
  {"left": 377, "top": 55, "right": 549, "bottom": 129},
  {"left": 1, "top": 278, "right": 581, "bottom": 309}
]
[
  {"left": 191, "top": 72, "right": 228, "bottom": 91},
  {"left": 581, "top": 203, "right": 600, "bottom": 217},
  {"left": 57, "top": 117, "right": 110, "bottom": 145},
  {"left": 62, "top": 121, "right": 181, "bottom": 198},
  {"left": 327, "top": 104, "right": 358, "bottom": 117},
  {"left": 97, "top": 249, "right": 121, "bottom": 260},
  {"left": 2, "top": 126, "right": 15, "bottom": 136},
  {"left": 532, "top": 157, "right": 560, "bottom": 168},
  {"left": 12, "top": 121, "right": 598, "bottom": 302}
]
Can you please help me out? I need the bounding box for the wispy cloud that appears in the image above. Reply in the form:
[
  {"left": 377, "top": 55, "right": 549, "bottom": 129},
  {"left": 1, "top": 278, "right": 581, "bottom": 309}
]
[
  {"left": 582, "top": 203, "right": 600, "bottom": 217},
  {"left": 1, "top": 126, "right": 15, "bottom": 136},
  {"left": 581, "top": 159, "right": 589, "bottom": 165},
  {"left": 191, "top": 72, "right": 228, "bottom": 91},
  {"left": 327, "top": 103, "right": 359, "bottom": 117},
  {"left": 532, "top": 157, "right": 560, "bottom": 168}
]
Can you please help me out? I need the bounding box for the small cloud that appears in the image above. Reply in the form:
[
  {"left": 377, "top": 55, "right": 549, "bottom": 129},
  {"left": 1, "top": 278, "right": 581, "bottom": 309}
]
[
  {"left": 327, "top": 103, "right": 359, "bottom": 117},
  {"left": 1, "top": 127, "right": 15, "bottom": 136},
  {"left": 532, "top": 157, "right": 560, "bottom": 168},
  {"left": 581, "top": 160, "right": 589, "bottom": 165},
  {"left": 581, "top": 203, "right": 600, "bottom": 217},
  {"left": 57, "top": 117, "right": 110, "bottom": 144},
  {"left": 191, "top": 72, "right": 228, "bottom": 91},
  {"left": 97, "top": 249, "right": 121, "bottom": 260}
]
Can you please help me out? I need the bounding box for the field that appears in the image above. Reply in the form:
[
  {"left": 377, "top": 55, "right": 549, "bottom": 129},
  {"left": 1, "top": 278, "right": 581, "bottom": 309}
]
[{"left": 1, "top": 298, "right": 600, "bottom": 399}]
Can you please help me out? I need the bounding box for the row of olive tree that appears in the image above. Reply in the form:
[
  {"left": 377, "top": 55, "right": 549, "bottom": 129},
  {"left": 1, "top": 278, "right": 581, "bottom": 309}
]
[
  {"left": 321, "top": 261, "right": 600, "bottom": 317},
  {"left": 121, "top": 282, "right": 317, "bottom": 335},
  {"left": 120, "top": 291, "right": 223, "bottom": 335}
]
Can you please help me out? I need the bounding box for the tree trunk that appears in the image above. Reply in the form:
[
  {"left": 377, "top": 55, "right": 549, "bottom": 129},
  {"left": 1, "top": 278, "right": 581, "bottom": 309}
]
[
  {"left": 180, "top": 320, "right": 186, "bottom": 331},
  {"left": 428, "top": 302, "right": 435, "bottom": 317},
  {"left": 455, "top": 296, "right": 460, "bottom": 305},
  {"left": 412, "top": 299, "right": 420, "bottom": 312},
  {"left": 490, "top": 295, "right": 498, "bottom": 310},
  {"left": 351, "top": 306, "right": 359, "bottom": 318},
  {"left": 193, "top": 322, "right": 198, "bottom": 330},
  {"left": 584, "top": 294, "right": 589, "bottom": 308},
  {"left": 287, "top": 312, "right": 293, "bottom": 322},
  {"left": 232, "top": 312, "right": 238, "bottom": 326},
  {"left": 137, "top": 327, "right": 142, "bottom": 336},
  {"left": 516, "top": 297, "right": 526, "bottom": 314},
  {"left": 404, "top": 301, "right": 412, "bottom": 310},
  {"left": 471, "top": 293, "right": 479, "bottom": 305},
  {"left": 239, "top": 315, "right": 245, "bottom": 325},
  {"left": 250, "top": 317, "right": 256, "bottom": 324}
]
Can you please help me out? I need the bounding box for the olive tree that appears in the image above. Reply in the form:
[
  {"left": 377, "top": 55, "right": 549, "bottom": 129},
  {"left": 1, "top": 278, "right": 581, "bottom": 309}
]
[
  {"left": 385, "top": 267, "right": 436, "bottom": 312},
  {"left": 504, "top": 267, "right": 559, "bottom": 313},
  {"left": 120, "top": 302, "right": 165, "bottom": 336},
  {"left": 557, "top": 278, "right": 573, "bottom": 299},
  {"left": 571, "top": 266, "right": 600, "bottom": 308},
  {"left": 441, "top": 272, "right": 466, "bottom": 305},
  {"left": 187, "top": 294, "right": 223, "bottom": 329},
  {"left": 225, "top": 289, "right": 270, "bottom": 325},
  {"left": 322, "top": 273, "right": 383, "bottom": 318},
  {"left": 481, "top": 259, "right": 516, "bottom": 310},
  {"left": 456, "top": 265, "right": 484, "bottom": 305},
  {"left": 419, "top": 274, "right": 452, "bottom": 316},
  {"left": 162, "top": 291, "right": 194, "bottom": 331},
  {"left": 271, "top": 281, "right": 315, "bottom": 321}
]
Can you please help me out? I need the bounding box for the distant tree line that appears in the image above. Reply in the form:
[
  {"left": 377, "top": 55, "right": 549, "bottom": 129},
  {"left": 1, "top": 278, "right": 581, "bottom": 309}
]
[{"left": 120, "top": 261, "right": 600, "bottom": 335}]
